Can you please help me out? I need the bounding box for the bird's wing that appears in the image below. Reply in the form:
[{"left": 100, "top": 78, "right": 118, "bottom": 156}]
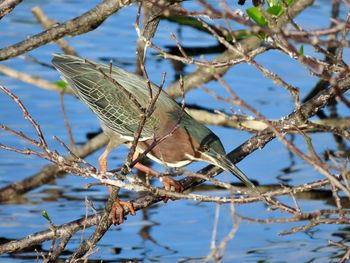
[{"left": 52, "top": 54, "right": 162, "bottom": 140}]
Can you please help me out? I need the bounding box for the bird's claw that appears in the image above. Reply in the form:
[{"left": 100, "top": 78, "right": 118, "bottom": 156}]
[
  {"left": 111, "top": 200, "right": 136, "bottom": 225},
  {"left": 161, "top": 176, "right": 184, "bottom": 203}
]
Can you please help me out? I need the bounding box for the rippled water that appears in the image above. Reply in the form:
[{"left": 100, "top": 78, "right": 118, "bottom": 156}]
[{"left": 0, "top": 1, "right": 349, "bottom": 262}]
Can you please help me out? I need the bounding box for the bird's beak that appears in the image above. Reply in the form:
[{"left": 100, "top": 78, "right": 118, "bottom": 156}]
[{"left": 209, "top": 152, "right": 255, "bottom": 189}]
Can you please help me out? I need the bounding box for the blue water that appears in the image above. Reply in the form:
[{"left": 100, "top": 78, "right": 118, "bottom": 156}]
[{"left": 0, "top": 1, "right": 349, "bottom": 262}]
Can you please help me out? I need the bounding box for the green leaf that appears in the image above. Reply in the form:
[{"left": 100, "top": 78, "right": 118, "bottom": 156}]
[
  {"left": 42, "top": 210, "right": 51, "bottom": 221},
  {"left": 266, "top": 0, "right": 277, "bottom": 7},
  {"left": 236, "top": 32, "right": 253, "bottom": 40},
  {"left": 299, "top": 45, "right": 304, "bottom": 57},
  {"left": 54, "top": 80, "right": 67, "bottom": 89},
  {"left": 285, "top": 0, "right": 294, "bottom": 5},
  {"left": 225, "top": 34, "right": 233, "bottom": 42},
  {"left": 267, "top": 5, "right": 283, "bottom": 16},
  {"left": 246, "top": 7, "right": 267, "bottom": 26}
]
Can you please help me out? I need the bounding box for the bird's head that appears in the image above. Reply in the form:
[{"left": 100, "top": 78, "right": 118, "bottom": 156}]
[
  {"left": 193, "top": 131, "right": 255, "bottom": 189},
  {"left": 175, "top": 111, "right": 255, "bottom": 189}
]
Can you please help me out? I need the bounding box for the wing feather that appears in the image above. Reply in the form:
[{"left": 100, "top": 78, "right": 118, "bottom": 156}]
[{"left": 52, "top": 54, "right": 165, "bottom": 139}]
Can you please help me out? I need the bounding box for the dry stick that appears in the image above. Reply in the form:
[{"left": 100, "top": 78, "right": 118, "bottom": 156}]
[
  {"left": 165, "top": 0, "right": 314, "bottom": 98},
  {"left": 48, "top": 235, "right": 71, "bottom": 263},
  {"left": 198, "top": 16, "right": 302, "bottom": 108},
  {"left": 0, "top": 0, "right": 22, "bottom": 19},
  {"left": 53, "top": 136, "right": 96, "bottom": 172},
  {"left": 31, "top": 6, "right": 77, "bottom": 56},
  {"left": 296, "top": 126, "right": 346, "bottom": 218},
  {"left": 0, "top": 64, "right": 75, "bottom": 94},
  {"left": 280, "top": 217, "right": 350, "bottom": 235},
  {"left": 205, "top": 204, "right": 221, "bottom": 262},
  {"left": 165, "top": 39, "right": 260, "bottom": 97},
  {"left": 333, "top": 14, "right": 350, "bottom": 109},
  {"left": 0, "top": 84, "right": 107, "bottom": 201},
  {"left": 59, "top": 93, "right": 77, "bottom": 153},
  {"left": 0, "top": 0, "right": 136, "bottom": 61},
  {"left": 291, "top": 3, "right": 350, "bottom": 147},
  {"left": 0, "top": 123, "right": 41, "bottom": 148},
  {"left": 0, "top": 132, "right": 108, "bottom": 202},
  {"left": 339, "top": 247, "right": 350, "bottom": 263},
  {"left": 197, "top": 7, "right": 303, "bottom": 107},
  {"left": 169, "top": 32, "right": 191, "bottom": 61},
  {"left": 68, "top": 187, "right": 119, "bottom": 262},
  {"left": 238, "top": 208, "right": 350, "bottom": 227},
  {"left": 299, "top": 126, "right": 349, "bottom": 218},
  {"left": 150, "top": 40, "right": 270, "bottom": 68},
  {"left": 303, "top": 120, "right": 350, "bottom": 140},
  {"left": 1, "top": 107, "right": 119, "bottom": 260},
  {"left": 336, "top": 13, "right": 350, "bottom": 64},
  {"left": 329, "top": 240, "right": 350, "bottom": 263},
  {"left": 0, "top": 85, "right": 48, "bottom": 149},
  {"left": 216, "top": 204, "right": 240, "bottom": 260},
  {"left": 283, "top": 36, "right": 350, "bottom": 50},
  {"left": 267, "top": 5, "right": 334, "bottom": 76},
  {"left": 181, "top": 169, "right": 245, "bottom": 192},
  {"left": 135, "top": 1, "right": 161, "bottom": 75},
  {"left": 2, "top": 72, "right": 350, "bottom": 253},
  {"left": 288, "top": 14, "right": 344, "bottom": 69},
  {"left": 203, "top": 204, "right": 240, "bottom": 262},
  {"left": 146, "top": 2, "right": 270, "bottom": 68},
  {"left": 0, "top": 191, "right": 136, "bottom": 254}
]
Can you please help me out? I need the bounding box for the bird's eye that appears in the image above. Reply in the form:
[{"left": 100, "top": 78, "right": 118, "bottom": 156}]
[{"left": 203, "top": 145, "right": 209, "bottom": 152}]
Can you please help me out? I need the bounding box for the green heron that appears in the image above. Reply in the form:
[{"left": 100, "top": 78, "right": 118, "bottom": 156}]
[{"left": 52, "top": 54, "right": 255, "bottom": 224}]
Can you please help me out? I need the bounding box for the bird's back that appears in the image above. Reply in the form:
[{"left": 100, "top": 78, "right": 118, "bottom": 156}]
[{"left": 52, "top": 54, "right": 180, "bottom": 141}]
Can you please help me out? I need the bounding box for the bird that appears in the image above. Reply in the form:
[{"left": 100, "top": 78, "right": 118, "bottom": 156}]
[{"left": 52, "top": 54, "right": 255, "bottom": 224}]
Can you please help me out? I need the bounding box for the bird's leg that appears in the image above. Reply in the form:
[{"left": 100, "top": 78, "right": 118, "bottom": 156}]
[
  {"left": 99, "top": 139, "right": 135, "bottom": 225},
  {"left": 133, "top": 153, "right": 183, "bottom": 203},
  {"left": 161, "top": 176, "right": 184, "bottom": 203},
  {"left": 98, "top": 146, "right": 112, "bottom": 173},
  {"left": 111, "top": 198, "right": 136, "bottom": 225},
  {"left": 133, "top": 161, "right": 160, "bottom": 177}
]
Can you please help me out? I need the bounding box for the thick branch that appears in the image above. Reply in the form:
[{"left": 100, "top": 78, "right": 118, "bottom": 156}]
[
  {"left": 0, "top": 0, "right": 22, "bottom": 19},
  {"left": 0, "top": 0, "right": 135, "bottom": 61}
]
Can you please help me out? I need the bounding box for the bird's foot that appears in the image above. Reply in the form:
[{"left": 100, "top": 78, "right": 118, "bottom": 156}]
[
  {"left": 111, "top": 200, "right": 136, "bottom": 225},
  {"left": 160, "top": 176, "right": 184, "bottom": 203}
]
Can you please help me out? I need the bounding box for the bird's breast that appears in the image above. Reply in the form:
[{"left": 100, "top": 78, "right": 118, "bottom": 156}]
[{"left": 136, "top": 126, "right": 200, "bottom": 168}]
